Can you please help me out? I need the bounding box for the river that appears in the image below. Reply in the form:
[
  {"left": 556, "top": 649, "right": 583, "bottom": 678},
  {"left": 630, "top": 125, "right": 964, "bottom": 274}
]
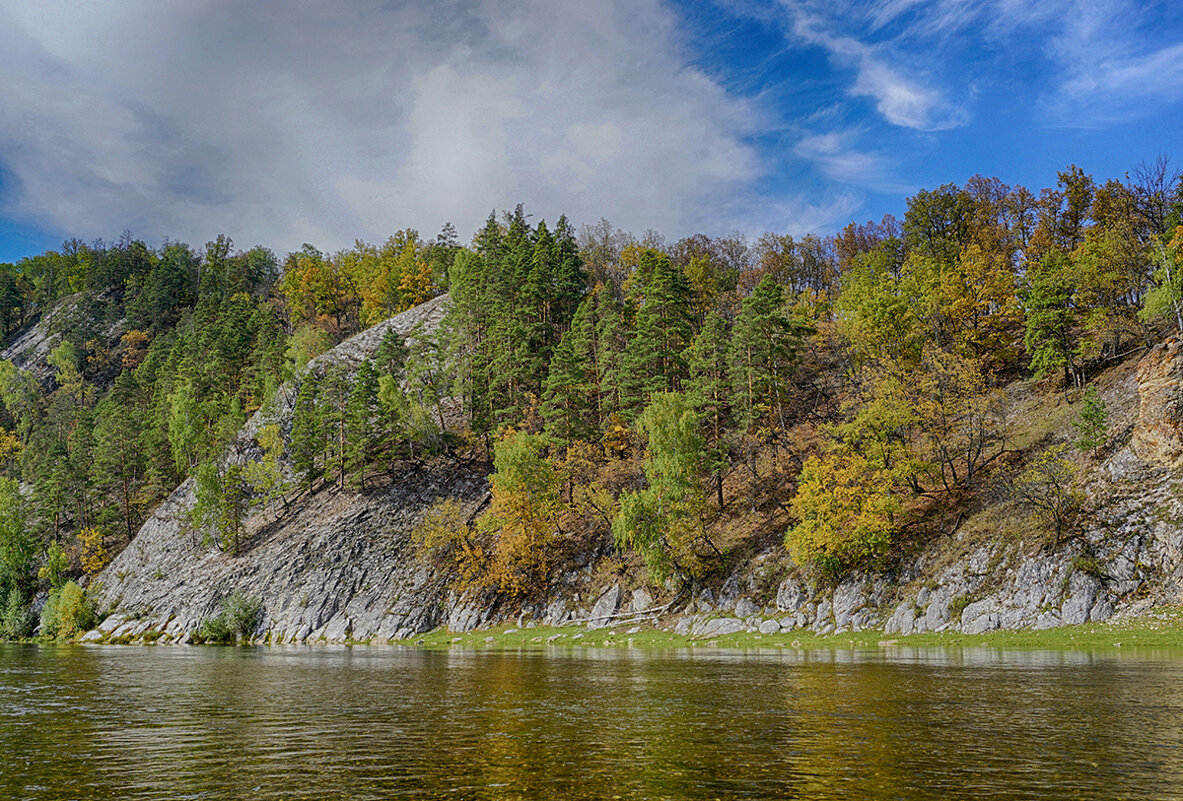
[{"left": 1, "top": 644, "right": 1181, "bottom": 799}]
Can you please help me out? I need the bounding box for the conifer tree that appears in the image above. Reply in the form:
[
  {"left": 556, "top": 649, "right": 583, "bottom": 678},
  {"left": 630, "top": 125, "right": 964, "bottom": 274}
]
[
  {"left": 593, "top": 288, "right": 628, "bottom": 423},
  {"left": 1073, "top": 386, "right": 1109, "bottom": 456},
  {"left": 346, "top": 359, "right": 381, "bottom": 489},
  {"left": 444, "top": 249, "right": 493, "bottom": 436},
  {"left": 551, "top": 215, "right": 588, "bottom": 333},
  {"left": 688, "top": 311, "right": 732, "bottom": 508},
  {"left": 619, "top": 249, "right": 694, "bottom": 417},
  {"left": 541, "top": 296, "right": 597, "bottom": 444},
  {"left": 373, "top": 327, "right": 409, "bottom": 379},
  {"left": 91, "top": 370, "right": 145, "bottom": 541},
  {"left": 290, "top": 372, "right": 324, "bottom": 491},
  {"left": 521, "top": 220, "right": 555, "bottom": 384},
  {"left": 728, "top": 275, "right": 806, "bottom": 440},
  {"left": 320, "top": 365, "right": 352, "bottom": 490}
]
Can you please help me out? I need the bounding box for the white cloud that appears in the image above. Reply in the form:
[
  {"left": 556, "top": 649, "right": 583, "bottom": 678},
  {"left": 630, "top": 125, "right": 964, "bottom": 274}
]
[
  {"left": 793, "top": 130, "right": 912, "bottom": 193},
  {"left": 0, "top": 0, "right": 781, "bottom": 253},
  {"left": 846, "top": 0, "right": 1183, "bottom": 124},
  {"left": 759, "top": 192, "right": 865, "bottom": 236},
  {"left": 1043, "top": 1, "right": 1183, "bottom": 123},
  {"left": 783, "top": 2, "right": 969, "bottom": 131}
]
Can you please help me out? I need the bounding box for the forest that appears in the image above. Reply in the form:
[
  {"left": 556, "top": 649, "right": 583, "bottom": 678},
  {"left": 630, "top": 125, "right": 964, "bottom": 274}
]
[{"left": 0, "top": 157, "right": 1181, "bottom": 638}]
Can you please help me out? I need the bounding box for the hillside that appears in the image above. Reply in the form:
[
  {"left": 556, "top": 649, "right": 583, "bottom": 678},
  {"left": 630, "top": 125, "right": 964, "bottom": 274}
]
[
  {"left": 83, "top": 305, "right": 1183, "bottom": 645},
  {"left": 1, "top": 165, "right": 1181, "bottom": 646},
  {"left": 86, "top": 296, "right": 492, "bottom": 642}
]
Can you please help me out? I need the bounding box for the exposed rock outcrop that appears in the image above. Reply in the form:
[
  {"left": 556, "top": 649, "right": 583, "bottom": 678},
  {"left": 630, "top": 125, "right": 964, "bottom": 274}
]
[
  {"left": 1, "top": 290, "right": 127, "bottom": 386},
  {"left": 1133, "top": 337, "right": 1183, "bottom": 466},
  {"left": 86, "top": 298, "right": 1183, "bottom": 646},
  {"left": 91, "top": 295, "right": 488, "bottom": 643}
]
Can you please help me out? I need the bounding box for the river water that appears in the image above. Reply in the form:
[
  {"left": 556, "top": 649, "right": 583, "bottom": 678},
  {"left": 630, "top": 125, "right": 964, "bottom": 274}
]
[{"left": 2, "top": 644, "right": 1181, "bottom": 800}]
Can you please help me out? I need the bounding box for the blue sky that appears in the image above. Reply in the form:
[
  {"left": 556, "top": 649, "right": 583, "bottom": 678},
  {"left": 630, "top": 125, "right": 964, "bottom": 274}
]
[{"left": 0, "top": 0, "right": 1180, "bottom": 263}]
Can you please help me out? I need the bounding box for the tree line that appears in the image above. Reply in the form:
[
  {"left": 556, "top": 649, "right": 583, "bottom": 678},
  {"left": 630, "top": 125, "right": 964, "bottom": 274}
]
[{"left": 3, "top": 157, "right": 1183, "bottom": 638}]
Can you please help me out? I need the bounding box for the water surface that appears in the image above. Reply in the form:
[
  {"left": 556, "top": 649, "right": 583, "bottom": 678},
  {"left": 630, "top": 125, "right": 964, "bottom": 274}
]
[{"left": 2, "top": 644, "right": 1180, "bottom": 799}]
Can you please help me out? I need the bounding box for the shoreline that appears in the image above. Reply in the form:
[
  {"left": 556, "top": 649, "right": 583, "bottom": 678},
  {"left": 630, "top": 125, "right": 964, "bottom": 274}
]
[
  {"left": 7, "top": 606, "right": 1183, "bottom": 651},
  {"left": 409, "top": 605, "right": 1183, "bottom": 652},
  {"left": 28, "top": 605, "right": 1183, "bottom": 651}
]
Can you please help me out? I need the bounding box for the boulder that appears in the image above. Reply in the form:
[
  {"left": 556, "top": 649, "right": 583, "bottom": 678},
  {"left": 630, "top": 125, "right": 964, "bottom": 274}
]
[
  {"left": 776, "top": 577, "right": 808, "bottom": 612},
  {"left": 734, "top": 598, "right": 759, "bottom": 618},
  {"left": 883, "top": 601, "right": 916, "bottom": 636},
  {"left": 589, "top": 584, "right": 622, "bottom": 629},
  {"left": 691, "top": 617, "right": 745, "bottom": 637},
  {"left": 960, "top": 598, "right": 1001, "bottom": 635}
]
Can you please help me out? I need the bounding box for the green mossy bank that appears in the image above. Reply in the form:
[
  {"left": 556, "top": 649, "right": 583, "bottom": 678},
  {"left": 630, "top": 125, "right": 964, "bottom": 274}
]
[{"left": 407, "top": 606, "right": 1183, "bottom": 653}]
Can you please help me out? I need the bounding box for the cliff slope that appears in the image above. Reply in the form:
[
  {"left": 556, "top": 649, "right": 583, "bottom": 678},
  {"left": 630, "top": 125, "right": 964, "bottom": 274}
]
[
  {"left": 86, "top": 313, "right": 1183, "bottom": 644},
  {"left": 89, "top": 295, "right": 494, "bottom": 643}
]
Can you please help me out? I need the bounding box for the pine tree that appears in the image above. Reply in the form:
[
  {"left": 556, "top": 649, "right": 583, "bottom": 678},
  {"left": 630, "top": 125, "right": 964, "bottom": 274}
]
[
  {"left": 1073, "top": 385, "right": 1109, "bottom": 456},
  {"left": 687, "top": 311, "right": 732, "bottom": 509},
  {"left": 346, "top": 359, "right": 381, "bottom": 489},
  {"left": 373, "top": 327, "right": 409, "bottom": 379},
  {"left": 372, "top": 328, "right": 410, "bottom": 461},
  {"left": 443, "top": 249, "right": 493, "bottom": 436},
  {"left": 594, "top": 288, "right": 628, "bottom": 423},
  {"left": 220, "top": 462, "right": 250, "bottom": 555},
  {"left": 541, "top": 296, "right": 597, "bottom": 444},
  {"left": 520, "top": 220, "right": 555, "bottom": 388},
  {"left": 91, "top": 371, "right": 145, "bottom": 541},
  {"left": 320, "top": 365, "right": 352, "bottom": 490},
  {"left": 551, "top": 215, "right": 588, "bottom": 334},
  {"left": 619, "top": 250, "right": 694, "bottom": 417},
  {"left": 728, "top": 275, "right": 806, "bottom": 439},
  {"left": 290, "top": 372, "right": 324, "bottom": 491}
]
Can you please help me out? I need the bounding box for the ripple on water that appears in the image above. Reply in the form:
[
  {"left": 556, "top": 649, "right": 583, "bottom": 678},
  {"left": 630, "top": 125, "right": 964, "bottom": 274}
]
[{"left": 1, "top": 644, "right": 1183, "bottom": 800}]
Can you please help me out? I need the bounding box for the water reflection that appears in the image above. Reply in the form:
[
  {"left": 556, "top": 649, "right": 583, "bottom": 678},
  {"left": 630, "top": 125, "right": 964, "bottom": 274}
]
[{"left": 1, "top": 643, "right": 1181, "bottom": 800}]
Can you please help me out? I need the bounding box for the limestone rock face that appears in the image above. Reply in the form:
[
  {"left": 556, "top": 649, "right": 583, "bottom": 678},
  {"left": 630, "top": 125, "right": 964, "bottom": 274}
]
[
  {"left": 1133, "top": 338, "right": 1183, "bottom": 466},
  {"left": 91, "top": 295, "right": 493, "bottom": 644}
]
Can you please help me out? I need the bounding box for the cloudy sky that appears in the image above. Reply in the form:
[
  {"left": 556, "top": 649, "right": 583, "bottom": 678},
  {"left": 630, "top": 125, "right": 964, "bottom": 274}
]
[{"left": 0, "top": 0, "right": 1180, "bottom": 261}]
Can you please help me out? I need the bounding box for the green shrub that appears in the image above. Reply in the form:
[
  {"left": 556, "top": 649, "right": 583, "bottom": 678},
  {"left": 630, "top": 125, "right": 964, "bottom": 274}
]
[
  {"left": 195, "top": 590, "right": 263, "bottom": 645},
  {"left": 40, "top": 581, "right": 97, "bottom": 640},
  {"left": 0, "top": 586, "right": 34, "bottom": 639},
  {"left": 949, "top": 594, "right": 972, "bottom": 621},
  {"left": 1070, "top": 554, "right": 1106, "bottom": 578},
  {"left": 224, "top": 591, "right": 263, "bottom": 638},
  {"left": 195, "top": 614, "right": 235, "bottom": 645}
]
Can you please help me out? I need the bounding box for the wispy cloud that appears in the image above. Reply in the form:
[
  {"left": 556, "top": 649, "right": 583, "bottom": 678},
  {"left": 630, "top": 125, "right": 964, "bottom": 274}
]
[
  {"left": 851, "top": 0, "right": 1183, "bottom": 125},
  {"left": 781, "top": 2, "right": 969, "bottom": 131},
  {"left": 760, "top": 0, "right": 1183, "bottom": 133},
  {"left": 1043, "top": 1, "right": 1183, "bottom": 123},
  {"left": 793, "top": 131, "right": 913, "bottom": 193}
]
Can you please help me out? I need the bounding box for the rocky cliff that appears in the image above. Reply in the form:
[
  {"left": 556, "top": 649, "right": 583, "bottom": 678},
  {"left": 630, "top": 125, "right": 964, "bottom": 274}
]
[
  {"left": 85, "top": 315, "right": 1183, "bottom": 645},
  {"left": 1133, "top": 337, "right": 1183, "bottom": 466},
  {"left": 88, "top": 295, "right": 496, "bottom": 643}
]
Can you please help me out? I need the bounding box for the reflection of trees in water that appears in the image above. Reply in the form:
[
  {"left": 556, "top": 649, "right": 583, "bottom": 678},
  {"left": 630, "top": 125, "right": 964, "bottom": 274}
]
[{"left": 3, "top": 647, "right": 1183, "bottom": 800}]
